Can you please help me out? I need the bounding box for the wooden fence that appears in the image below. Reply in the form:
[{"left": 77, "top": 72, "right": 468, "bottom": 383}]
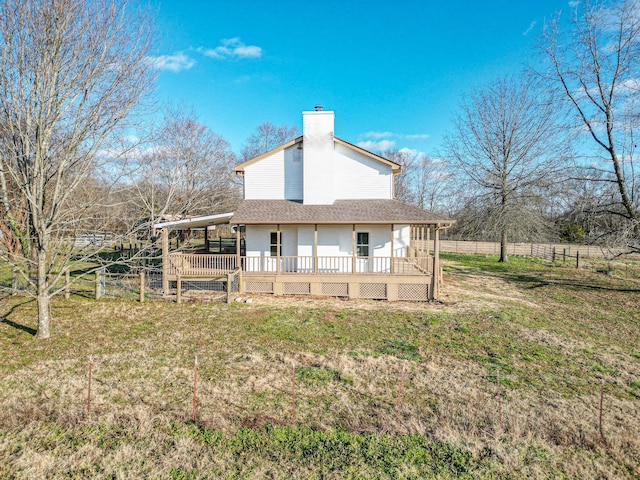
[{"left": 435, "top": 240, "right": 621, "bottom": 259}]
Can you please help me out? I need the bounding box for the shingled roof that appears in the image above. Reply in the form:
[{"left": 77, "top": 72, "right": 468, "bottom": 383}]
[{"left": 231, "top": 199, "right": 454, "bottom": 225}]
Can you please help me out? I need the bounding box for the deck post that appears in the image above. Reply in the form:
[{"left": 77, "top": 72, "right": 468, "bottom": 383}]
[
  {"left": 352, "top": 225, "right": 356, "bottom": 274},
  {"left": 276, "top": 225, "right": 281, "bottom": 274},
  {"left": 236, "top": 226, "right": 241, "bottom": 270},
  {"left": 430, "top": 225, "right": 440, "bottom": 300},
  {"left": 139, "top": 271, "right": 145, "bottom": 303},
  {"left": 314, "top": 224, "right": 318, "bottom": 274},
  {"left": 176, "top": 275, "right": 182, "bottom": 304},
  {"left": 204, "top": 226, "right": 209, "bottom": 253},
  {"left": 162, "top": 228, "right": 169, "bottom": 296},
  {"left": 426, "top": 226, "right": 430, "bottom": 253},
  {"left": 238, "top": 268, "right": 244, "bottom": 294},
  {"left": 390, "top": 224, "right": 394, "bottom": 274}
]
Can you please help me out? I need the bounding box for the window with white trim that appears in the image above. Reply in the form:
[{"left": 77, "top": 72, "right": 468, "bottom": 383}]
[
  {"left": 270, "top": 232, "right": 281, "bottom": 256},
  {"left": 356, "top": 232, "right": 369, "bottom": 257}
]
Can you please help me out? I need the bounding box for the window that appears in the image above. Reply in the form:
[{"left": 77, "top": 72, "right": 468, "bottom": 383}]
[
  {"left": 356, "top": 232, "right": 369, "bottom": 257},
  {"left": 270, "top": 232, "right": 281, "bottom": 256}
]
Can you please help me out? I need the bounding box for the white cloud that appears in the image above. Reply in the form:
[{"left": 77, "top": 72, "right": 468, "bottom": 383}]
[
  {"left": 363, "top": 131, "right": 429, "bottom": 141},
  {"left": 147, "top": 53, "right": 195, "bottom": 72},
  {"left": 363, "top": 131, "right": 394, "bottom": 139},
  {"left": 523, "top": 20, "right": 537, "bottom": 36},
  {"left": 199, "top": 38, "right": 263, "bottom": 60},
  {"left": 618, "top": 78, "right": 640, "bottom": 92},
  {"left": 405, "top": 133, "right": 430, "bottom": 140},
  {"left": 399, "top": 147, "right": 419, "bottom": 156},
  {"left": 357, "top": 139, "right": 396, "bottom": 151}
]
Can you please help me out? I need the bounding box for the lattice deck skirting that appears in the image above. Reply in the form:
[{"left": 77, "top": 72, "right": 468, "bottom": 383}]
[
  {"left": 321, "top": 282, "right": 349, "bottom": 297},
  {"left": 283, "top": 282, "right": 311, "bottom": 295},
  {"left": 398, "top": 283, "right": 429, "bottom": 301},
  {"left": 359, "top": 283, "right": 387, "bottom": 300},
  {"left": 245, "top": 281, "right": 274, "bottom": 294},
  {"left": 240, "top": 275, "right": 434, "bottom": 302}
]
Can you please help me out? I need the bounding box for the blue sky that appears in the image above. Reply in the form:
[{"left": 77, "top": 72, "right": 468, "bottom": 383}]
[{"left": 150, "top": 0, "right": 574, "bottom": 156}]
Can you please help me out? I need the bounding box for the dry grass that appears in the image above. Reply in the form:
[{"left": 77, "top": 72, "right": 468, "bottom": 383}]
[{"left": 0, "top": 255, "right": 639, "bottom": 479}]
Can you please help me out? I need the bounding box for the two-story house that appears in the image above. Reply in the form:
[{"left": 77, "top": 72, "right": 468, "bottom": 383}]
[{"left": 156, "top": 107, "right": 453, "bottom": 301}]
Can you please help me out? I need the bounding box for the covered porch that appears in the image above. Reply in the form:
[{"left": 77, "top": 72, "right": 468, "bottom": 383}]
[{"left": 155, "top": 212, "right": 448, "bottom": 301}]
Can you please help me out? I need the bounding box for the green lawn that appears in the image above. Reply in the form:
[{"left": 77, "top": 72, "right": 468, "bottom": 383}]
[{"left": 0, "top": 254, "right": 638, "bottom": 479}]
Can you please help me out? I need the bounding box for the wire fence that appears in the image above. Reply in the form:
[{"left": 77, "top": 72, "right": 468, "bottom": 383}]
[
  {"left": 436, "top": 240, "right": 638, "bottom": 260},
  {"left": 32, "top": 353, "right": 622, "bottom": 453},
  {"left": 0, "top": 265, "right": 242, "bottom": 304}
]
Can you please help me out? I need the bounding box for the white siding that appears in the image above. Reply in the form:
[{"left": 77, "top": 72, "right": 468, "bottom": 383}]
[
  {"left": 316, "top": 225, "right": 353, "bottom": 256},
  {"left": 245, "top": 225, "right": 297, "bottom": 256},
  {"left": 244, "top": 224, "right": 411, "bottom": 273},
  {"left": 394, "top": 225, "right": 410, "bottom": 257},
  {"left": 244, "top": 145, "right": 303, "bottom": 200},
  {"left": 333, "top": 143, "right": 393, "bottom": 200},
  {"left": 297, "top": 226, "right": 314, "bottom": 257},
  {"left": 245, "top": 225, "right": 273, "bottom": 257}
]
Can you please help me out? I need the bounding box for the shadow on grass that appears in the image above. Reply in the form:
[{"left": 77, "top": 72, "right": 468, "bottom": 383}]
[
  {"left": 448, "top": 262, "right": 640, "bottom": 294},
  {"left": 1, "top": 298, "right": 36, "bottom": 336},
  {"left": 502, "top": 272, "right": 640, "bottom": 293}
]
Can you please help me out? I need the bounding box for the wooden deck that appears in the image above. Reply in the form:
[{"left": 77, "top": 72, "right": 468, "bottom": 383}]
[
  {"left": 163, "top": 253, "right": 437, "bottom": 301},
  {"left": 165, "top": 253, "right": 432, "bottom": 279}
]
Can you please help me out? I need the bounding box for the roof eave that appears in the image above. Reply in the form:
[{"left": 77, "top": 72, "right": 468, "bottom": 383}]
[
  {"left": 333, "top": 137, "right": 402, "bottom": 173},
  {"left": 233, "top": 136, "right": 303, "bottom": 173}
]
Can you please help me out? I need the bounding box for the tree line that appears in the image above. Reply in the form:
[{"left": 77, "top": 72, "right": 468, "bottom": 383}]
[
  {"left": 1, "top": 0, "right": 638, "bottom": 339},
  {"left": 390, "top": 0, "right": 640, "bottom": 262}
]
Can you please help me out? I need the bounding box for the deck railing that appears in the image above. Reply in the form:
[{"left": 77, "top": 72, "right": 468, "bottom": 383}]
[
  {"left": 167, "top": 253, "right": 238, "bottom": 276},
  {"left": 167, "top": 253, "right": 432, "bottom": 277}
]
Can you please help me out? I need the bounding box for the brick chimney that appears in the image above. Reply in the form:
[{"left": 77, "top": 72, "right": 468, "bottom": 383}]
[{"left": 302, "top": 108, "right": 334, "bottom": 204}]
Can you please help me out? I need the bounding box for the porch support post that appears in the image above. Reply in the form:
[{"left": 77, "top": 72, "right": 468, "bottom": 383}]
[
  {"left": 276, "top": 224, "right": 281, "bottom": 274},
  {"left": 390, "top": 224, "right": 394, "bottom": 274},
  {"left": 162, "top": 228, "right": 169, "bottom": 296},
  {"left": 430, "top": 224, "right": 440, "bottom": 300},
  {"left": 235, "top": 226, "right": 241, "bottom": 270},
  {"left": 204, "top": 225, "right": 209, "bottom": 253},
  {"left": 314, "top": 224, "right": 318, "bottom": 274},
  {"left": 352, "top": 225, "right": 356, "bottom": 274},
  {"left": 426, "top": 225, "right": 431, "bottom": 253}
]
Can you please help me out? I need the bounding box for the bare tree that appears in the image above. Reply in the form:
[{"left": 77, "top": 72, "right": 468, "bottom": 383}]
[
  {"left": 127, "top": 108, "right": 239, "bottom": 235},
  {"left": 414, "top": 155, "right": 454, "bottom": 213},
  {"left": 241, "top": 122, "right": 300, "bottom": 161},
  {"left": 384, "top": 149, "right": 418, "bottom": 205},
  {"left": 384, "top": 149, "right": 453, "bottom": 213},
  {"left": 444, "top": 75, "right": 564, "bottom": 262},
  {"left": 539, "top": 0, "right": 640, "bottom": 253},
  {"left": 0, "top": 0, "right": 154, "bottom": 338}
]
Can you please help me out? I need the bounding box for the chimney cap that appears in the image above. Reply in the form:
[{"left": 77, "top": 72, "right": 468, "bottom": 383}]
[{"left": 314, "top": 105, "right": 323, "bottom": 112}]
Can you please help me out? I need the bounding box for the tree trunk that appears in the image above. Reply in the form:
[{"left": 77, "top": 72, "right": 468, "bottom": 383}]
[
  {"left": 35, "top": 253, "right": 51, "bottom": 339},
  {"left": 499, "top": 229, "right": 509, "bottom": 263}
]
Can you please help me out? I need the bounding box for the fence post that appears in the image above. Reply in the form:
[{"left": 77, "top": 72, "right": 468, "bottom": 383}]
[
  {"left": 576, "top": 251, "right": 580, "bottom": 268},
  {"left": 65, "top": 269, "right": 71, "bottom": 300},
  {"left": 95, "top": 270, "right": 102, "bottom": 300},
  {"left": 176, "top": 275, "right": 182, "bottom": 304},
  {"left": 226, "top": 272, "right": 232, "bottom": 304},
  {"left": 530, "top": 244, "right": 533, "bottom": 257},
  {"left": 552, "top": 247, "right": 556, "bottom": 263},
  {"left": 563, "top": 248, "right": 566, "bottom": 264},
  {"left": 139, "top": 271, "right": 145, "bottom": 303},
  {"left": 599, "top": 378, "right": 606, "bottom": 442}
]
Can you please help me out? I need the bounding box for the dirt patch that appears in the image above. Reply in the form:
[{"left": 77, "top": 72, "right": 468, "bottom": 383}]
[{"left": 225, "top": 262, "right": 541, "bottom": 313}]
